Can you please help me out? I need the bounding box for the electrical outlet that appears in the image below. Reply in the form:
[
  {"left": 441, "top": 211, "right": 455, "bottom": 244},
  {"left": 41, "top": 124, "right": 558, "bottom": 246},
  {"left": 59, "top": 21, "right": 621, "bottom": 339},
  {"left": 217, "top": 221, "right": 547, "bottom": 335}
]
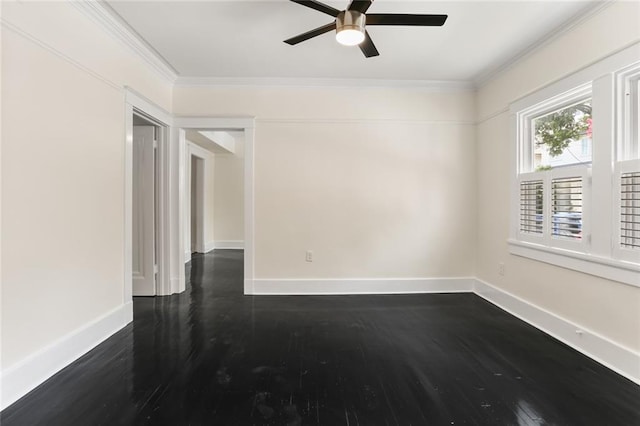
[
  {"left": 498, "top": 262, "right": 505, "bottom": 276},
  {"left": 305, "top": 250, "right": 313, "bottom": 262}
]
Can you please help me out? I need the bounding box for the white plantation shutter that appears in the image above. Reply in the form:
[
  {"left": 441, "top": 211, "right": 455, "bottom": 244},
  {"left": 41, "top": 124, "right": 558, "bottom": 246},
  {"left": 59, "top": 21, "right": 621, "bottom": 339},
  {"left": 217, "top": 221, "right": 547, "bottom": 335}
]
[
  {"left": 551, "top": 176, "right": 583, "bottom": 241},
  {"left": 620, "top": 170, "right": 640, "bottom": 250},
  {"left": 520, "top": 180, "right": 543, "bottom": 235},
  {"left": 517, "top": 167, "right": 590, "bottom": 250}
]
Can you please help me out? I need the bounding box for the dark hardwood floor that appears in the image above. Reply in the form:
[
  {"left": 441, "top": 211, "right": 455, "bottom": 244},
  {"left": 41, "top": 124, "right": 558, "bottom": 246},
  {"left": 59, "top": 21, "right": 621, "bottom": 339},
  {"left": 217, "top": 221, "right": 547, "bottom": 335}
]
[{"left": 2, "top": 250, "right": 639, "bottom": 425}]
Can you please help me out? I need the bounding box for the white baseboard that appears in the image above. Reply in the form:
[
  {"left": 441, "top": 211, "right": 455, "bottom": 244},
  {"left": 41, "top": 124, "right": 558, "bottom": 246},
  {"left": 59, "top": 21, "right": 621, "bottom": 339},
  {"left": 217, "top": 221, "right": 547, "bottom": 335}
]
[
  {"left": 123, "top": 300, "right": 134, "bottom": 323},
  {"left": 250, "top": 277, "right": 475, "bottom": 295},
  {"left": 3, "top": 276, "right": 637, "bottom": 413},
  {"left": 184, "top": 250, "right": 191, "bottom": 263},
  {"left": 214, "top": 240, "right": 244, "bottom": 250},
  {"left": 0, "top": 302, "right": 133, "bottom": 410},
  {"left": 170, "top": 277, "right": 182, "bottom": 295},
  {"left": 474, "top": 279, "right": 640, "bottom": 385},
  {"left": 205, "top": 241, "right": 216, "bottom": 253}
]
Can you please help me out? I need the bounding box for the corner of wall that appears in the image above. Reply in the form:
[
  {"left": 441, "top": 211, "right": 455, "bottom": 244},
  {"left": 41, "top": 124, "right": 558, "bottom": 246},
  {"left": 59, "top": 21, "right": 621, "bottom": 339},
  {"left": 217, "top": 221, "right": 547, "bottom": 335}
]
[{"left": 205, "top": 241, "right": 216, "bottom": 253}]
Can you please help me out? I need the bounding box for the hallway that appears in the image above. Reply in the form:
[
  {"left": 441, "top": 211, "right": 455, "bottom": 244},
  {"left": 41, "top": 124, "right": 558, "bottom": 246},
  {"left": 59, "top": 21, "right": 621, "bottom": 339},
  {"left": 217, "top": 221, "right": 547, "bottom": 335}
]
[{"left": 1, "top": 250, "right": 639, "bottom": 425}]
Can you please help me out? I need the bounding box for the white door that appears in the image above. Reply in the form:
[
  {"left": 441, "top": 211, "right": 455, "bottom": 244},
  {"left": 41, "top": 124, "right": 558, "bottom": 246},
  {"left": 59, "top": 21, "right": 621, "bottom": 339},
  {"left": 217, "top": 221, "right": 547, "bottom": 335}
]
[{"left": 132, "top": 125, "right": 156, "bottom": 296}]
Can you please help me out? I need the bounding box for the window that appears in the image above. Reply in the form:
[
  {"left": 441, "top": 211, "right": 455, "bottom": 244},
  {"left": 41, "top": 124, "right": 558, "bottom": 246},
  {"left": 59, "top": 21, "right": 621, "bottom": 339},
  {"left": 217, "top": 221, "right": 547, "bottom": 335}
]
[
  {"left": 509, "top": 45, "right": 640, "bottom": 287},
  {"left": 515, "top": 85, "right": 592, "bottom": 252},
  {"left": 533, "top": 99, "right": 592, "bottom": 170},
  {"left": 615, "top": 63, "right": 640, "bottom": 263},
  {"left": 616, "top": 63, "right": 640, "bottom": 161}
]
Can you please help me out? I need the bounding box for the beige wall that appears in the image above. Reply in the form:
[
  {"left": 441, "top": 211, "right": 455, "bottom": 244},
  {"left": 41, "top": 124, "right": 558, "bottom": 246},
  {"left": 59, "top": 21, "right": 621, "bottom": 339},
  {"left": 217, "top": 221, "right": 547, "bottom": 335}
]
[
  {"left": 1, "top": 1, "right": 171, "bottom": 369},
  {"left": 476, "top": 1, "right": 640, "bottom": 352},
  {"left": 174, "top": 86, "right": 476, "bottom": 278},
  {"left": 214, "top": 134, "right": 244, "bottom": 243}
]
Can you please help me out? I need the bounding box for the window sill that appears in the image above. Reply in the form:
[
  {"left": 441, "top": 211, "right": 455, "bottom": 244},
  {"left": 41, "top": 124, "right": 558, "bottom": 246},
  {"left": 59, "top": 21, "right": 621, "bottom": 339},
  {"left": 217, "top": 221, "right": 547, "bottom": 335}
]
[{"left": 507, "top": 239, "right": 640, "bottom": 288}]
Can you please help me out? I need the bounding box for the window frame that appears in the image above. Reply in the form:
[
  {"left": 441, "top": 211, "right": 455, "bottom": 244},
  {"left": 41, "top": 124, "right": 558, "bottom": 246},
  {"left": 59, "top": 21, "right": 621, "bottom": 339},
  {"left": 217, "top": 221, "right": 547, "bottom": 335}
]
[
  {"left": 517, "top": 84, "right": 593, "bottom": 174},
  {"left": 616, "top": 63, "right": 640, "bottom": 161},
  {"left": 514, "top": 86, "right": 592, "bottom": 253},
  {"left": 509, "top": 43, "right": 640, "bottom": 288},
  {"left": 613, "top": 62, "right": 640, "bottom": 266}
]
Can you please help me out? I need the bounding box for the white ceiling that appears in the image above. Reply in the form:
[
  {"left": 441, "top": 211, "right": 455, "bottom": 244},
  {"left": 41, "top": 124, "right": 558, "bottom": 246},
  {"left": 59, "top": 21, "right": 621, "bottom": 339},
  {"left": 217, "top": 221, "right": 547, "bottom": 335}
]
[{"left": 106, "top": 0, "right": 598, "bottom": 83}]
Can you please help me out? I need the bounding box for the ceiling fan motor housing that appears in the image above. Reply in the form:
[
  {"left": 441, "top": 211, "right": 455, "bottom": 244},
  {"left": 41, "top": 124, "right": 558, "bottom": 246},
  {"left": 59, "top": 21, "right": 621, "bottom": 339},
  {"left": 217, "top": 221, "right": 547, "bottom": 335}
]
[{"left": 336, "top": 10, "right": 366, "bottom": 35}]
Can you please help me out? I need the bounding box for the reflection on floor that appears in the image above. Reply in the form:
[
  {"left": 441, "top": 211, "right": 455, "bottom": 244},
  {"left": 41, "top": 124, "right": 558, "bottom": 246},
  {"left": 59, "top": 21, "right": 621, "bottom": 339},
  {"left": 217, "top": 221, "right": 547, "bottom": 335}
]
[{"left": 2, "top": 249, "right": 639, "bottom": 425}]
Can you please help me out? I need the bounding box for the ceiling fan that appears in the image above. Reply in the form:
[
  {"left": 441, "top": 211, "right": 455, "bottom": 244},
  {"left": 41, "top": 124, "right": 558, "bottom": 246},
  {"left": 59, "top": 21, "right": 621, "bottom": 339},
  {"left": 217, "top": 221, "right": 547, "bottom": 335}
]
[{"left": 284, "top": 0, "right": 448, "bottom": 58}]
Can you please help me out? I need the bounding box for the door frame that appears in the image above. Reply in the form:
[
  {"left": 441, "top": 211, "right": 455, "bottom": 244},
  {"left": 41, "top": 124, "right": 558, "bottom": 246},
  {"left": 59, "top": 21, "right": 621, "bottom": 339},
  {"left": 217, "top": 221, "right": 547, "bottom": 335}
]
[
  {"left": 125, "top": 89, "right": 172, "bottom": 300},
  {"left": 174, "top": 117, "right": 255, "bottom": 295},
  {"left": 185, "top": 143, "right": 209, "bottom": 257},
  {"left": 125, "top": 89, "right": 256, "bottom": 297},
  {"left": 131, "top": 124, "right": 157, "bottom": 296}
]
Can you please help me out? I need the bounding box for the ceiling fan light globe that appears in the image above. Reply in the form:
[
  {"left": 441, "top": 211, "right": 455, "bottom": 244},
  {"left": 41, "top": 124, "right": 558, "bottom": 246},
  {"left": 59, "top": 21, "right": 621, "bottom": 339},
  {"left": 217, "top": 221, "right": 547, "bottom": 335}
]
[
  {"left": 335, "top": 10, "right": 366, "bottom": 46},
  {"left": 336, "top": 29, "right": 365, "bottom": 46}
]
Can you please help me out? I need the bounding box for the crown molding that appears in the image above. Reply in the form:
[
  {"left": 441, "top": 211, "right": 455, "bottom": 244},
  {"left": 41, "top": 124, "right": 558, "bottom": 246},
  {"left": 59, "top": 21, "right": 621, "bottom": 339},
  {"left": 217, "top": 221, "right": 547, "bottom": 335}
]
[
  {"left": 474, "top": 1, "right": 615, "bottom": 88},
  {"left": 71, "top": 0, "right": 178, "bottom": 83},
  {"left": 174, "top": 76, "right": 475, "bottom": 92}
]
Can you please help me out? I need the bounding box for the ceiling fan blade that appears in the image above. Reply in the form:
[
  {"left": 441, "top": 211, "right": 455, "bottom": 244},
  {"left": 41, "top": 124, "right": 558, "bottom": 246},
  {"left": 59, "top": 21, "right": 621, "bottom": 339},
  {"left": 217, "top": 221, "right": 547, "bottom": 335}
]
[
  {"left": 359, "top": 31, "right": 379, "bottom": 58},
  {"left": 284, "top": 22, "right": 337, "bottom": 45},
  {"left": 347, "top": 0, "right": 373, "bottom": 13},
  {"left": 366, "top": 14, "right": 448, "bottom": 26},
  {"left": 290, "top": 0, "right": 340, "bottom": 17}
]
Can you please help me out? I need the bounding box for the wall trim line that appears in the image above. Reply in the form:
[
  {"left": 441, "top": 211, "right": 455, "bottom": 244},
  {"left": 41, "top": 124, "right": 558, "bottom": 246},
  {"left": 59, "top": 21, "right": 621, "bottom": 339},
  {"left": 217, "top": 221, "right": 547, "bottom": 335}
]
[
  {"left": 256, "top": 118, "right": 476, "bottom": 126},
  {"left": 0, "top": 302, "right": 133, "bottom": 411},
  {"left": 474, "top": 279, "right": 640, "bottom": 385},
  {"left": 0, "top": 18, "right": 121, "bottom": 91},
  {"left": 476, "top": 106, "right": 509, "bottom": 126}
]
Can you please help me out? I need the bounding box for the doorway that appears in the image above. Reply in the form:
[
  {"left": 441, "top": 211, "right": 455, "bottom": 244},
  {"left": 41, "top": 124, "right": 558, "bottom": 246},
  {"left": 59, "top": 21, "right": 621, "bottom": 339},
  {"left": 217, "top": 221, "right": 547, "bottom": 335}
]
[
  {"left": 190, "top": 155, "right": 205, "bottom": 256},
  {"left": 131, "top": 113, "right": 161, "bottom": 296},
  {"left": 125, "top": 112, "right": 255, "bottom": 297},
  {"left": 176, "top": 122, "right": 252, "bottom": 294}
]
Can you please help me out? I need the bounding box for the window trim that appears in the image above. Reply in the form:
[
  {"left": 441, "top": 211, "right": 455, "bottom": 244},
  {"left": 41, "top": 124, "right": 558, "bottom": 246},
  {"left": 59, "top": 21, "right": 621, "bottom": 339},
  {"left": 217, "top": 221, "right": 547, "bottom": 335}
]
[
  {"left": 515, "top": 89, "right": 593, "bottom": 253},
  {"left": 616, "top": 63, "right": 640, "bottom": 161},
  {"left": 508, "top": 238, "right": 640, "bottom": 288},
  {"left": 509, "top": 42, "right": 640, "bottom": 287},
  {"left": 516, "top": 84, "right": 592, "bottom": 174}
]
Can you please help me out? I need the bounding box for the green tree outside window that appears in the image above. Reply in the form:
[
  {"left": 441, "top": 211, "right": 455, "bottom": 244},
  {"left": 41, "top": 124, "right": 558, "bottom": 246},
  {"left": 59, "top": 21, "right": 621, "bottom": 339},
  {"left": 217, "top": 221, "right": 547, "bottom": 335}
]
[{"left": 534, "top": 102, "right": 592, "bottom": 157}]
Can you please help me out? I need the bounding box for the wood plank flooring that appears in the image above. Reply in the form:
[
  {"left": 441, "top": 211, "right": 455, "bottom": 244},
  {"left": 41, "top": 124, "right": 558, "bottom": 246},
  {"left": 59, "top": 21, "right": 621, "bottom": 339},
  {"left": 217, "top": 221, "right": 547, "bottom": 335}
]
[{"left": 2, "top": 250, "right": 639, "bottom": 425}]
